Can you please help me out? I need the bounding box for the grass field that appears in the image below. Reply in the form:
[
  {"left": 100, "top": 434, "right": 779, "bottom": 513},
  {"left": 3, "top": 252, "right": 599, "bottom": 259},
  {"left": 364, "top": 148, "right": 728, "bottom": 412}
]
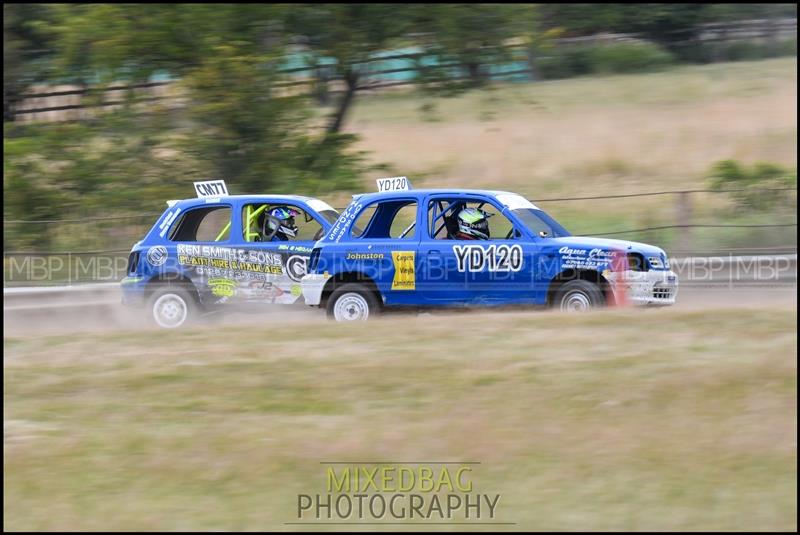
[
  {"left": 347, "top": 58, "right": 797, "bottom": 194},
  {"left": 326, "top": 58, "right": 798, "bottom": 250},
  {"left": 4, "top": 307, "right": 796, "bottom": 530}
]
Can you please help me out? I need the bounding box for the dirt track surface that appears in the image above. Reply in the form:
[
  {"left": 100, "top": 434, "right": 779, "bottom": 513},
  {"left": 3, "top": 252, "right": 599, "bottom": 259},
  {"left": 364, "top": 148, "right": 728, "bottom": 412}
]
[
  {"left": 3, "top": 284, "right": 796, "bottom": 337},
  {"left": 5, "top": 301, "right": 797, "bottom": 530}
]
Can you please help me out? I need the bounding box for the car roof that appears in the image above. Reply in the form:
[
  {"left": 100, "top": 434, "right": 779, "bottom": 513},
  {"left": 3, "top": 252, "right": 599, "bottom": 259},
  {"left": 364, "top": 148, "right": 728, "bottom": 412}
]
[
  {"left": 175, "top": 194, "right": 320, "bottom": 203},
  {"left": 167, "top": 194, "right": 331, "bottom": 208},
  {"left": 352, "top": 188, "right": 519, "bottom": 204}
]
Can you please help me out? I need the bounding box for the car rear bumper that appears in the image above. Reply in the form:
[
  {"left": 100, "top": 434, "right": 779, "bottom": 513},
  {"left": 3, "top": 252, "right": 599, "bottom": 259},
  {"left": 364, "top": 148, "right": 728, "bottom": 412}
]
[
  {"left": 605, "top": 270, "right": 678, "bottom": 306},
  {"left": 301, "top": 273, "right": 331, "bottom": 306},
  {"left": 120, "top": 276, "right": 147, "bottom": 307}
]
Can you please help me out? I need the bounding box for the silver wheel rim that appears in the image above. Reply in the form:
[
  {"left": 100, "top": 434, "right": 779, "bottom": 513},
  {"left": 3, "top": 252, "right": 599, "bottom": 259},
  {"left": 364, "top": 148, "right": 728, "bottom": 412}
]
[
  {"left": 333, "top": 292, "right": 370, "bottom": 321},
  {"left": 561, "top": 291, "right": 591, "bottom": 312},
  {"left": 153, "top": 293, "right": 188, "bottom": 328}
]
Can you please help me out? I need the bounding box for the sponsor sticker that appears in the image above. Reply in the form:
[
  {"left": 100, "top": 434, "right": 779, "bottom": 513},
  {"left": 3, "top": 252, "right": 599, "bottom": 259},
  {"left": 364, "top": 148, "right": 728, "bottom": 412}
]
[
  {"left": 158, "top": 207, "right": 182, "bottom": 238},
  {"left": 146, "top": 246, "right": 168, "bottom": 266},
  {"left": 558, "top": 246, "right": 615, "bottom": 269},
  {"left": 208, "top": 278, "right": 237, "bottom": 297},
  {"left": 391, "top": 251, "right": 416, "bottom": 290},
  {"left": 346, "top": 252, "right": 385, "bottom": 260},
  {"left": 285, "top": 255, "right": 308, "bottom": 282}
]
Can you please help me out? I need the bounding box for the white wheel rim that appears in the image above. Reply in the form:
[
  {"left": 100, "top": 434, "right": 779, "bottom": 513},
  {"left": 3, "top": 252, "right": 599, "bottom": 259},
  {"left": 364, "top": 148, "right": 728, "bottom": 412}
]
[
  {"left": 153, "top": 293, "right": 188, "bottom": 328},
  {"left": 333, "top": 292, "right": 370, "bottom": 321},
  {"left": 561, "top": 291, "right": 591, "bottom": 312}
]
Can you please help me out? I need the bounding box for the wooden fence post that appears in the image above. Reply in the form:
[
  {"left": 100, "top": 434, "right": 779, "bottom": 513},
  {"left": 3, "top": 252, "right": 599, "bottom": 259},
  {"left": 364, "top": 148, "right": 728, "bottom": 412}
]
[{"left": 676, "top": 191, "right": 693, "bottom": 253}]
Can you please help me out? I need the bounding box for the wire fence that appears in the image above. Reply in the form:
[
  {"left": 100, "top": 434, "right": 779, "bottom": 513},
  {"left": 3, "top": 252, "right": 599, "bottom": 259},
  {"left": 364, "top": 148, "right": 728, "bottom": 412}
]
[
  {"left": 3, "top": 187, "right": 796, "bottom": 260},
  {"left": 4, "top": 187, "right": 796, "bottom": 225}
]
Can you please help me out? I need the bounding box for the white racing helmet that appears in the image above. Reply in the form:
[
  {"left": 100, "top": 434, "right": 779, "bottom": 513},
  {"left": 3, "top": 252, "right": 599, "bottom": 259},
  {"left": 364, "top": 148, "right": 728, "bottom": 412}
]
[{"left": 456, "top": 207, "right": 490, "bottom": 240}]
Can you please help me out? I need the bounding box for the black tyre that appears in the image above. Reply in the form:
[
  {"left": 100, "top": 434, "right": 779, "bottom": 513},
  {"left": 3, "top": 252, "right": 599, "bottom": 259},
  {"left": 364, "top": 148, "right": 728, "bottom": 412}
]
[
  {"left": 554, "top": 279, "right": 605, "bottom": 312},
  {"left": 148, "top": 286, "right": 198, "bottom": 328},
  {"left": 326, "top": 283, "right": 381, "bottom": 322}
]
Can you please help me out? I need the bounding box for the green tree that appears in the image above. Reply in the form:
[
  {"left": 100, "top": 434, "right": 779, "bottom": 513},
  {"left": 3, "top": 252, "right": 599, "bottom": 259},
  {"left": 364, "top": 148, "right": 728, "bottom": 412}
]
[
  {"left": 286, "top": 4, "right": 412, "bottom": 134},
  {"left": 411, "top": 4, "right": 537, "bottom": 89},
  {"left": 3, "top": 3, "right": 56, "bottom": 122},
  {"left": 38, "top": 4, "right": 368, "bottom": 193},
  {"left": 538, "top": 3, "right": 797, "bottom": 46},
  {"left": 708, "top": 159, "right": 797, "bottom": 211}
]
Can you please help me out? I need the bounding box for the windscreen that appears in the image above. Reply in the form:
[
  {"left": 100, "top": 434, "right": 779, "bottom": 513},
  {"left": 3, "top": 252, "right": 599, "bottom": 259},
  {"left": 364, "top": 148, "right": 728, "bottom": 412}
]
[{"left": 511, "top": 208, "right": 571, "bottom": 238}]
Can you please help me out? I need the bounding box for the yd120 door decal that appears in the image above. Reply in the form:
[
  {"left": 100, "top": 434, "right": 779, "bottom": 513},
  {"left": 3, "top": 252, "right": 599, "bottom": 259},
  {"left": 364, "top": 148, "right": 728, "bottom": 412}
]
[{"left": 453, "top": 244, "right": 523, "bottom": 272}]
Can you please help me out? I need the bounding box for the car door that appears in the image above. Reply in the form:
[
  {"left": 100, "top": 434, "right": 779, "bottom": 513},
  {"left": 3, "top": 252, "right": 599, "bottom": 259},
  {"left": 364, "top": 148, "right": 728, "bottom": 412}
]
[
  {"left": 417, "top": 195, "right": 472, "bottom": 302},
  {"left": 236, "top": 201, "right": 327, "bottom": 304},
  {"left": 418, "top": 194, "right": 537, "bottom": 304},
  {"left": 341, "top": 197, "right": 422, "bottom": 306}
]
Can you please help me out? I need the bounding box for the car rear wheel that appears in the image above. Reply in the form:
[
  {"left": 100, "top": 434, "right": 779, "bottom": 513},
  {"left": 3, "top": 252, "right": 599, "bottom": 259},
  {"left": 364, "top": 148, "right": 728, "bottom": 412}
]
[
  {"left": 326, "top": 283, "right": 380, "bottom": 322},
  {"left": 555, "top": 279, "right": 605, "bottom": 312},
  {"left": 149, "top": 286, "right": 197, "bottom": 328}
]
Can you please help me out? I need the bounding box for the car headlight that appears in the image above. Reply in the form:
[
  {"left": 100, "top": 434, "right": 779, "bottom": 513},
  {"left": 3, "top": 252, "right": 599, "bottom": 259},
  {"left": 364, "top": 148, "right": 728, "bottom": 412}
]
[{"left": 648, "top": 256, "right": 663, "bottom": 269}]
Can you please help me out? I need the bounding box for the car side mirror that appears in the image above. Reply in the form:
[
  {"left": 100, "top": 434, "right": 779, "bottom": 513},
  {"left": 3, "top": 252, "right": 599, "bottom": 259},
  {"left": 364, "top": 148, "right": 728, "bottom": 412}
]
[{"left": 539, "top": 230, "right": 549, "bottom": 238}]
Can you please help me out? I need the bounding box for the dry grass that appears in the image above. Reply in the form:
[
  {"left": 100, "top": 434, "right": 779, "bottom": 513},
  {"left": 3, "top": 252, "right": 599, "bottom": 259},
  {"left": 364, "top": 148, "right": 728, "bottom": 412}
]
[
  {"left": 346, "top": 59, "right": 797, "bottom": 196},
  {"left": 4, "top": 307, "right": 797, "bottom": 530},
  {"left": 312, "top": 59, "right": 798, "bottom": 249}
]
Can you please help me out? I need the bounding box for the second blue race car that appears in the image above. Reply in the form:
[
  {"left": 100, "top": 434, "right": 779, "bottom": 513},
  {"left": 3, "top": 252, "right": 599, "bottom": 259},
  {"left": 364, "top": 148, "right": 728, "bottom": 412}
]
[{"left": 121, "top": 180, "right": 340, "bottom": 328}]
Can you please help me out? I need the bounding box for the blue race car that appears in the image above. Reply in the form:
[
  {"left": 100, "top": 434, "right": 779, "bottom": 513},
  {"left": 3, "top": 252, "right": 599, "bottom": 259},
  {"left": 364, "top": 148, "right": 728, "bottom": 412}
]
[
  {"left": 121, "top": 181, "right": 340, "bottom": 328},
  {"left": 301, "top": 187, "right": 678, "bottom": 321}
]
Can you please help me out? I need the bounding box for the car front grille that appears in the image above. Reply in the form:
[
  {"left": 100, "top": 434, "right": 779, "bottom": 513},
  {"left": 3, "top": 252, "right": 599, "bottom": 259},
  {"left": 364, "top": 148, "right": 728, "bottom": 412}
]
[{"left": 652, "top": 285, "right": 673, "bottom": 300}]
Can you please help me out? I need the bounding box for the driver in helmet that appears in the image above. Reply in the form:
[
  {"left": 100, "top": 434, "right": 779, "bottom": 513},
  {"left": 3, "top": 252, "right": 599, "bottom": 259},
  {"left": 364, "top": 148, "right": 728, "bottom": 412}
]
[
  {"left": 454, "top": 207, "right": 491, "bottom": 240},
  {"left": 257, "top": 206, "right": 300, "bottom": 241}
]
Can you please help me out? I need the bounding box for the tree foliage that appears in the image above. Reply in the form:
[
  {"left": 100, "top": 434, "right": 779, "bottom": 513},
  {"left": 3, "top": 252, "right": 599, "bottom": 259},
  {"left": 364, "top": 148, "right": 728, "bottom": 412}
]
[
  {"left": 286, "top": 4, "right": 412, "bottom": 133},
  {"left": 538, "top": 3, "right": 797, "bottom": 45},
  {"left": 3, "top": 3, "right": 375, "bottom": 249},
  {"left": 397, "top": 4, "right": 538, "bottom": 96},
  {"left": 3, "top": 4, "right": 57, "bottom": 121},
  {"left": 708, "top": 159, "right": 797, "bottom": 211},
  {"left": 4, "top": 3, "right": 797, "bottom": 252}
]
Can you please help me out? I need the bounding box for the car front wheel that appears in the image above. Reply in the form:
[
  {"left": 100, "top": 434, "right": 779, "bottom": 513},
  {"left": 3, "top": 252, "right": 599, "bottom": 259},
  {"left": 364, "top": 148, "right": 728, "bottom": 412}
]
[
  {"left": 326, "top": 283, "right": 380, "bottom": 322},
  {"left": 555, "top": 279, "right": 605, "bottom": 312}
]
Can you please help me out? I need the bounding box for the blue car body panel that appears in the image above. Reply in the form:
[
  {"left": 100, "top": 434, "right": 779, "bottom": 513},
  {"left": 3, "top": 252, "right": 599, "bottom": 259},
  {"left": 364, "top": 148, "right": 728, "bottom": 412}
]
[
  {"left": 121, "top": 194, "right": 337, "bottom": 308},
  {"left": 305, "top": 189, "right": 678, "bottom": 308}
]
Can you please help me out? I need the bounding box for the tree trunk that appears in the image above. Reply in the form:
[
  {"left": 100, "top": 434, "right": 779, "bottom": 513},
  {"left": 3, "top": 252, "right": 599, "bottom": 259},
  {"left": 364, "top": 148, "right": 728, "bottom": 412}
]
[
  {"left": 526, "top": 46, "right": 540, "bottom": 82},
  {"left": 3, "top": 83, "right": 20, "bottom": 123},
  {"left": 303, "top": 69, "right": 358, "bottom": 173},
  {"left": 466, "top": 61, "right": 485, "bottom": 86},
  {"left": 3, "top": 96, "right": 16, "bottom": 122},
  {"left": 327, "top": 69, "right": 358, "bottom": 134},
  {"left": 313, "top": 66, "right": 330, "bottom": 106}
]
